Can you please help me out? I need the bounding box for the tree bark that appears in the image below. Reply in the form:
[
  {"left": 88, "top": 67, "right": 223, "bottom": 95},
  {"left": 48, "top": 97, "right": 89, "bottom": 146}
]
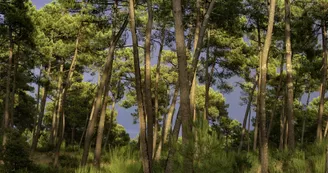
[
  {"left": 165, "top": 110, "right": 182, "bottom": 173},
  {"left": 317, "top": 20, "right": 327, "bottom": 142},
  {"left": 2, "top": 28, "right": 13, "bottom": 147},
  {"left": 54, "top": 27, "right": 81, "bottom": 166},
  {"left": 172, "top": 0, "right": 193, "bottom": 172},
  {"left": 204, "top": 30, "right": 211, "bottom": 120},
  {"left": 285, "top": 0, "right": 295, "bottom": 149},
  {"left": 259, "top": 0, "right": 276, "bottom": 172},
  {"left": 238, "top": 80, "right": 257, "bottom": 153},
  {"left": 103, "top": 101, "right": 116, "bottom": 150},
  {"left": 94, "top": 85, "right": 110, "bottom": 168},
  {"left": 267, "top": 55, "right": 284, "bottom": 138},
  {"left": 31, "top": 61, "right": 52, "bottom": 153},
  {"left": 145, "top": 0, "right": 154, "bottom": 164},
  {"left": 128, "top": 0, "right": 151, "bottom": 172},
  {"left": 153, "top": 25, "right": 165, "bottom": 158},
  {"left": 190, "top": 0, "right": 201, "bottom": 121},
  {"left": 155, "top": 83, "right": 179, "bottom": 161},
  {"left": 279, "top": 96, "right": 285, "bottom": 150},
  {"left": 81, "top": 16, "right": 128, "bottom": 166}
]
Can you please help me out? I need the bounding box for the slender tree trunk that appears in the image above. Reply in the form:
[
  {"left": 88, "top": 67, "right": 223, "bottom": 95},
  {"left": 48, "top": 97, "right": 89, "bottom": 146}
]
[
  {"left": 2, "top": 28, "right": 13, "bottom": 147},
  {"left": 10, "top": 49, "right": 18, "bottom": 127},
  {"left": 165, "top": 110, "right": 182, "bottom": 173},
  {"left": 301, "top": 92, "right": 311, "bottom": 145},
  {"left": 238, "top": 80, "right": 257, "bottom": 153},
  {"left": 81, "top": 17, "right": 128, "bottom": 166},
  {"left": 279, "top": 97, "right": 285, "bottom": 150},
  {"left": 190, "top": 0, "right": 201, "bottom": 121},
  {"left": 94, "top": 85, "right": 110, "bottom": 168},
  {"left": 259, "top": 0, "right": 276, "bottom": 172},
  {"left": 284, "top": 113, "right": 288, "bottom": 150},
  {"left": 145, "top": 0, "right": 154, "bottom": 164},
  {"left": 254, "top": 19, "right": 262, "bottom": 152},
  {"left": 103, "top": 101, "right": 116, "bottom": 150},
  {"left": 31, "top": 61, "right": 52, "bottom": 153},
  {"left": 153, "top": 25, "right": 166, "bottom": 158},
  {"left": 79, "top": 100, "right": 95, "bottom": 148},
  {"left": 204, "top": 30, "right": 211, "bottom": 120},
  {"left": 247, "top": 110, "right": 251, "bottom": 152},
  {"left": 317, "top": 20, "right": 327, "bottom": 142},
  {"left": 128, "top": 1, "right": 150, "bottom": 172},
  {"left": 155, "top": 84, "right": 179, "bottom": 160},
  {"left": 54, "top": 28, "right": 81, "bottom": 166},
  {"left": 267, "top": 55, "right": 284, "bottom": 138},
  {"left": 172, "top": 1, "right": 193, "bottom": 172},
  {"left": 285, "top": 0, "right": 295, "bottom": 149},
  {"left": 71, "top": 126, "right": 75, "bottom": 145}
]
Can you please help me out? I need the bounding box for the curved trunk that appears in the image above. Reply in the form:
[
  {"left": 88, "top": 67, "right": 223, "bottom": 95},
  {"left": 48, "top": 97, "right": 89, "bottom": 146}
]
[
  {"left": 317, "top": 20, "right": 327, "bottom": 142},
  {"left": 81, "top": 16, "right": 128, "bottom": 166},
  {"left": 238, "top": 80, "right": 257, "bottom": 153},
  {"left": 259, "top": 0, "right": 276, "bottom": 172},
  {"left": 94, "top": 85, "right": 110, "bottom": 168},
  {"left": 128, "top": 0, "right": 150, "bottom": 172}
]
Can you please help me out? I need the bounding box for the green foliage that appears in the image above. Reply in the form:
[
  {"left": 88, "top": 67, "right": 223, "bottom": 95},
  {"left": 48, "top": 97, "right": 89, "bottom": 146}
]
[{"left": 1, "top": 130, "right": 32, "bottom": 172}]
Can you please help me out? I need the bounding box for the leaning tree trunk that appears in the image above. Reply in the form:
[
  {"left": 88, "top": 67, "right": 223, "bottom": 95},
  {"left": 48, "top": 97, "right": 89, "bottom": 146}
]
[
  {"left": 94, "top": 85, "right": 110, "bottom": 168},
  {"left": 238, "top": 80, "right": 257, "bottom": 153},
  {"left": 155, "top": 83, "right": 179, "bottom": 160},
  {"left": 103, "top": 101, "right": 116, "bottom": 150},
  {"left": 165, "top": 110, "right": 182, "bottom": 173},
  {"left": 259, "top": 0, "right": 276, "bottom": 172},
  {"left": 2, "top": 28, "right": 13, "bottom": 147},
  {"left": 54, "top": 29, "right": 81, "bottom": 167},
  {"left": 317, "top": 20, "right": 327, "bottom": 142},
  {"left": 128, "top": 0, "right": 151, "bottom": 172},
  {"left": 31, "top": 61, "right": 52, "bottom": 153},
  {"left": 285, "top": 0, "right": 295, "bottom": 149},
  {"left": 153, "top": 25, "right": 165, "bottom": 158},
  {"left": 145, "top": 0, "right": 154, "bottom": 164},
  {"left": 81, "top": 17, "right": 128, "bottom": 166}
]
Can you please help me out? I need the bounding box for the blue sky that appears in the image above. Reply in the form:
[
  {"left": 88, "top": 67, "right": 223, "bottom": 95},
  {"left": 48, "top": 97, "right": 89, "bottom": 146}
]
[{"left": 30, "top": 0, "right": 319, "bottom": 139}]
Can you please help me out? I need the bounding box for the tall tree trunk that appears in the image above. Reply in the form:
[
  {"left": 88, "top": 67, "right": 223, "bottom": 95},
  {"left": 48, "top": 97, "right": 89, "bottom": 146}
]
[
  {"left": 254, "top": 18, "right": 262, "bottom": 152},
  {"left": 238, "top": 80, "right": 257, "bottom": 153},
  {"left": 190, "top": 0, "right": 201, "bottom": 121},
  {"left": 165, "top": 110, "right": 182, "bottom": 173},
  {"left": 31, "top": 61, "right": 52, "bottom": 153},
  {"left": 153, "top": 25, "right": 166, "bottom": 158},
  {"left": 128, "top": 0, "right": 150, "bottom": 172},
  {"left": 204, "top": 30, "right": 211, "bottom": 120},
  {"left": 301, "top": 91, "right": 311, "bottom": 145},
  {"left": 279, "top": 96, "right": 285, "bottom": 150},
  {"left": 267, "top": 55, "right": 284, "bottom": 138},
  {"left": 247, "top": 110, "right": 251, "bottom": 152},
  {"left": 10, "top": 48, "right": 18, "bottom": 127},
  {"left": 317, "top": 20, "right": 327, "bottom": 142},
  {"left": 259, "top": 0, "right": 276, "bottom": 172},
  {"left": 54, "top": 29, "right": 81, "bottom": 166},
  {"left": 172, "top": 0, "right": 193, "bottom": 172},
  {"left": 103, "top": 101, "right": 116, "bottom": 150},
  {"left": 94, "top": 85, "right": 110, "bottom": 168},
  {"left": 285, "top": 0, "right": 295, "bottom": 149},
  {"left": 81, "top": 17, "right": 128, "bottom": 166},
  {"left": 145, "top": 0, "right": 154, "bottom": 164},
  {"left": 2, "top": 28, "right": 13, "bottom": 147},
  {"left": 50, "top": 67, "right": 62, "bottom": 147},
  {"left": 155, "top": 84, "right": 179, "bottom": 160}
]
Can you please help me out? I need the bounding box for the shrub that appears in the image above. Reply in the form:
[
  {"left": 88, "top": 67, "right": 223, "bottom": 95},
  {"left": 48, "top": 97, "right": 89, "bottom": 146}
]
[{"left": 2, "top": 130, "right": 32, "bottom": 172}]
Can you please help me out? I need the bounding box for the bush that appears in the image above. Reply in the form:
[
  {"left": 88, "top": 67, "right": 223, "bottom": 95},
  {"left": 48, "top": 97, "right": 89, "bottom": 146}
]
[{"left": 2, "top": 130, "right": 32, "bottom": 172}]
